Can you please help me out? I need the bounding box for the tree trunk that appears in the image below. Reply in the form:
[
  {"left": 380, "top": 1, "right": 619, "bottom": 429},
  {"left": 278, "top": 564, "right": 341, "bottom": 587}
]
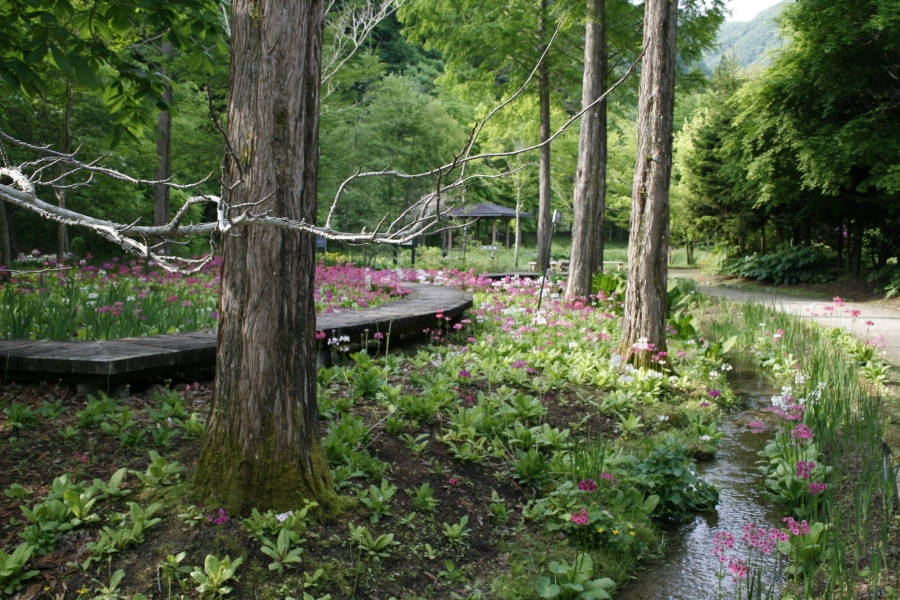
[
  {"left": 619, "top": 0, "right": 678, "bottom": 364},
  {"left": 0, "top": 200, "right": 11, "bottom": 267},
  {"left": 55, "top": 81, "right": 74, "bottom": 261},
  {"left": 194, "top": 0, "right": 336, "bottom": 514},
  {"left": 566, "top": 0, "right": 606, "bottom": 298},
  {"left": 851, "top": 219, "right": 863, "bottom": 278},
  {"left": 154, "top": 41, "right": 174, "bottom": 254},
  {"left": 836, "top": 219, "right": 843, "bottom": 269},
  {"left": 761, "top": 221, "right": 766, "bottom": 254},
  {"left": 535, "top": 0, "right": 553, "bottom": 272},
  {"left": 514, "top": 185, "right": 522, "bottom": 268}
]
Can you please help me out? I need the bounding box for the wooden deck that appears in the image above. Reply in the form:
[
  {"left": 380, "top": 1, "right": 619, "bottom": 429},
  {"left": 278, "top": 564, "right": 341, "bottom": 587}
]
[{"left": 0, "top": 283, "right": 472, "bottom": 385}]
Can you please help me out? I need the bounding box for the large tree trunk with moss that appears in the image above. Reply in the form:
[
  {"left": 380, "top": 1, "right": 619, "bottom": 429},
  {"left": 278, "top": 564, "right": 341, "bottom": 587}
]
[
  {"left": 566, "top": 0, "right": 607, "bottom": 298},
  {"left": 535, "top": 0, "right": 553, "bottom": 272},
  {"left": 194, "top": 0, "right": 336, "bottom": 514},
  {"left": 619, "top": 0, "right": 678, "bottom": 364}
]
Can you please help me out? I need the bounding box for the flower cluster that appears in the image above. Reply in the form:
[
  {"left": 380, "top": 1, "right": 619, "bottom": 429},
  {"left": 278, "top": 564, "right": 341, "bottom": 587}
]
[
  {"left": 207, "top": 509, "right": 229, "bottom": 525},
  {"left": 577, "top": 479, "right": 597, "bottom": 492}
]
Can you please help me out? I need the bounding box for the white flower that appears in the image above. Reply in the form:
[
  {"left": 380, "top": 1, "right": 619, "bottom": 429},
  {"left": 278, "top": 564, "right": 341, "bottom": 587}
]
[
  {"left": 720, "top": 363, "right": 732, "bottom": 371},
  {"left": 708, "top": 370, "right": 720, "bottom": 379},
  {"left": 657, "top": 415, "right": 669, "bottom": 422},
  {"left": 568, "top": 342, "right": 579, "bottom": 350},
  {"left": 668, "top": 376, "right": 679, "bottom": 383},
  {"left": 276, "top": 511, "right": 294, "bottom": 523},
  {"left": 620, "top": 375, "right": 635, "bottom": 384},
  {"left": 699, "top": 435, "right": 712, "bottom": 442}
]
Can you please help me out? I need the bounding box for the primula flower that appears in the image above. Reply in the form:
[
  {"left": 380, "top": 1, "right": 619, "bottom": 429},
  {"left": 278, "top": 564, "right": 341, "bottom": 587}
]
[
  {"left": 790, "top": 423, "right": 814, "bottom": 440},
  {"left": 577, "top": 479, "right": 597, "bottom": 492},
  {"left": 809, "top": 482, "right": 827, "bottom": 495},
  {"left": 571, "top": 508, "right": 589, "bottom": 525},
  {"left": 458, "top": 369, "right": 471, "bottom": 379},
  {"left": 709, "top": 389, "right": 721, "bottom": 398},
  {"left": 796, "top": 460, "right": 814, "bottom": 479}
]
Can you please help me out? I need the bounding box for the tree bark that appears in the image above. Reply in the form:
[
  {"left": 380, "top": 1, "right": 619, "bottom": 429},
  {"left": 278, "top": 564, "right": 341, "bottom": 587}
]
[
  {"left": 55, "top": 81, "right": 74, "bottom": 261},
  {"left": 194, "top": 0, "right": 336, "bottom": 514},
  {"left": 619, "top": 0, "right": 678, "bottom": 364},
  {"left": 566, "top": 0, "right": 607, "bottom": 299},
  {"left": 154, "top": 41, "right": 174, "bottom": 254},
  {"left": 0, "top": 200, "right": 11, "bottom": 267},
  {"left": 535, "top": 0, "right": 553, "bottom": 272}
]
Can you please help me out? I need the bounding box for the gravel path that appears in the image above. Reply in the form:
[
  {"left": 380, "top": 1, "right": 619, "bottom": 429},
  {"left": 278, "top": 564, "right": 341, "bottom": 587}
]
[{"left": 672, "top": 269, "right": 900, "bottom": 365}]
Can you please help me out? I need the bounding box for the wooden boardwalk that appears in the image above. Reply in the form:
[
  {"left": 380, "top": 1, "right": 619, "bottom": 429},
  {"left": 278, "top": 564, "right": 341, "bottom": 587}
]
[{"left": 0, "top": 283, "right": 472, "bottom": 385}]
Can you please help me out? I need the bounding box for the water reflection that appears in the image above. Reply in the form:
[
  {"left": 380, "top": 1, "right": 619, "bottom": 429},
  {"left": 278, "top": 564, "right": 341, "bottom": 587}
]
[{"left": 618, "top": 360, "right": 784, "bottom": 600}]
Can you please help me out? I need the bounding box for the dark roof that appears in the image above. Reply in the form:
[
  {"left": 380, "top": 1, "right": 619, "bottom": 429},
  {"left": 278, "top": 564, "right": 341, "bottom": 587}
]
[{"left": 446, "top": 202, "right": 532, "bottom": 219}]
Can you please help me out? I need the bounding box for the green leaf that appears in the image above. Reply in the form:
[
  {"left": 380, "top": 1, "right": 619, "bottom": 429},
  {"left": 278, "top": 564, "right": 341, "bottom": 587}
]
[{"left": 535, "top": 576, "right": 560, "bottom": 599}]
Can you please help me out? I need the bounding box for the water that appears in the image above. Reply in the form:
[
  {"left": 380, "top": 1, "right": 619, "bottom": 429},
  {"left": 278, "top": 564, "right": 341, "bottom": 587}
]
[{"left": 618, "top": 360, "right": 784, "bottom": 600}]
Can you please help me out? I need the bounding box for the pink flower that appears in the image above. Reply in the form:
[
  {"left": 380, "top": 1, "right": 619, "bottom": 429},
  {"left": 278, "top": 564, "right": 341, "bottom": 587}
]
[
  {"left": 373, "top": 332, "right": 385, "bottom": 340},
  {"left": 511, "top": 360, "right": 528, "bottom": 369},
  {"left": 790, "top": 423, "right": 814, "bottom": 440},
  {"left": 728, "top": 557, "right": 750, "bottom": 580},
  {"left": 449, "top": 477, "right": 459, "bottom": 485},
  {"left": 796, "top": 460, "right": 814, "bottom": 479},
  {"left": 458, "top": 369, "right": 471, "bottom": 379},
  {"left": 748, "top": 420, "right": 766, "bottom": 434},
  {"left": 577, "top": 479, "right": 597, "bottom": 492},
  {"left": 809, "top": 482, "right": 827, "bottom": 495},
  {"left": 865, "top": 320, "right": 875, "bottom": 327},
  {"left": 709, "top": 389, "right": 721, "bottom": 398},
  {"left": 599, "top": 472, "right": 615, "bottom": 487},
  {"left": 315, "top": 331, "right": 326, "bottom": 340},
  {"left": 677, "top": 351, "right": 687, "bottom": 359},
  {"left": 571, "top": 508, "right": 589, "bottom": 525}
]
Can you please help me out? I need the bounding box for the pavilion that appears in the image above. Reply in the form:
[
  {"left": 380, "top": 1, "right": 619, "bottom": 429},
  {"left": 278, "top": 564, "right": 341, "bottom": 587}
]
[{"left": 445, "top": 202, "right": 532, "bottom": 250}]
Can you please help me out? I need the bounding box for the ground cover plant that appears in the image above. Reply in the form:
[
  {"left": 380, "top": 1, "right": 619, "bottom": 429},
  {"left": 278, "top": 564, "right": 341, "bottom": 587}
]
[
  {"left": 0, "top": 271, "right": 752, "bottom": 599},
  {"left": 0, "top": 253, "right": 414, "bottom": 341},
  {"left": 700, "top": 297, "right": 900, "bottom": 599}
]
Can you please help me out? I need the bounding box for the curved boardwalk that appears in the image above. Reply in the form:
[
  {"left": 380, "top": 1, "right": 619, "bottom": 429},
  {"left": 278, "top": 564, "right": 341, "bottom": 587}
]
[{"left": 0, "top": 283, "right": 472, "bottom": 385}]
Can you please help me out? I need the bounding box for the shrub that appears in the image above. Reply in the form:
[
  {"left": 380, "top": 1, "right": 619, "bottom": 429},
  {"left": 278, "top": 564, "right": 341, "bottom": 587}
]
[{"left": 717, "top": 244, "right": 833, "bottom": 285}]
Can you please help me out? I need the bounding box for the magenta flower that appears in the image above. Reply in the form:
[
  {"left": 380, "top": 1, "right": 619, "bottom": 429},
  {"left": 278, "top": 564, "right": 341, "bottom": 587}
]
[
  {"left": 796, "top": 460, "right": 814, "bottom": 479},
  {"left": 208, "top": 508, "right": 229, "bottom": 525},
  {"left": 449, "top": 477, "right": 459, "bottom": 485},
  {"left": 599, "top": 472, "right": 615, "bottom": 487},
  {"left": 510, "top": 360, "right": 528, "bottom": 369},
  {"left": 373, "top": 332, "right": 385, "bottom": 340},
  {"left": 577, "top": 479, "right": 597, "bottom": 492},
  {"left": 790, "top": 423, "right": 814, "bottom": 440},
  {"left": 458, "top": 369, "right": 471, "bottom": 379},
  {"left": 709, "top": 389, "right": 721, "bottom": 398},
  {"left": 571, "top": 508, "right": 589, "bottom": 525},
  {"left": 747, "top": 420, "right": 766, "bottom": 434},
  {"left": 809, "top": 482, "right": 826, "bottom": 495}
]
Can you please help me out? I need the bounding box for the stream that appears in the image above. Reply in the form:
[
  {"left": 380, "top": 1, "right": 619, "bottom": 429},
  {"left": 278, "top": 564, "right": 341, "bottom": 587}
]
[{"left": 618, "top": 360, "right": 785, "bottom": 600}]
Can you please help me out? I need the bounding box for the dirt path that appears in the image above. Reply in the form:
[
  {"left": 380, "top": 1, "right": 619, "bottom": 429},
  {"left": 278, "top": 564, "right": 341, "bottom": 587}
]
[{"left": 672, "top": 268, "right": 900, "bottom": 366}]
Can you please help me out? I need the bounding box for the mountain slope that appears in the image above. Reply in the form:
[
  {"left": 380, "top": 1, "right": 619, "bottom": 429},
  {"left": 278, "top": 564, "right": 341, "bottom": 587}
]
[{"left": 702, "top": 1, "right": 790, "bottom": 73}]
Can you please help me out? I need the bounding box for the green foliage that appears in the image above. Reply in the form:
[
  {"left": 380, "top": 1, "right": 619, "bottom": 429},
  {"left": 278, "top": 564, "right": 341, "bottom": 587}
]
[
  {"left": 4, "top": 483, "right": 31, "bottom": 501},
  {"left": 717, "top": 244, "right": 834, "bottom": 285},
  {"left": 182, "top": 412, "right": 207, "bottom": 439},
  {"left": 442, "top": 515, "right": 471, "bottom": 542},
  {"left": 357, "top": 478, "right": 398, "bottom": 524},
  {"left": 512, "top": 448, "right": 550, "bottom": 487},
  {"left": 3, "top": 401, "right": 37, "bottom": 428},
  {"left": 0, "top": 0, "right": 228, "bottom": 144},
  {"left": 159, "top": 551, "right": 192, "bottom": 596},
  {"left": 0, "top": 543, "right": 40, "bottom": 596},
  {"left": 632, "top": 437, "right": 718, "bottom": 520},
  {"left": 131, "top": 450, "right": 188, "bottom": 486},
  {"left": 408, "top": 482, "right": 438, "bottom": 513},
  {"left": 348, "top": 524, "right": 396, "bottom": 560},
  {"left": 77, "top": 393, "right": 119, "bottom": 428},
  {"left": 260, "top": 528, "right": 305, "bottom": 573},
  {"left": 349, "top": 351, "right": 386, "bottom": 399},
  {"left": 535, "top": 554, "right": 616, "bottom": 600},
  {"left": 191, "top": 554, "right": 243, "bottom": 598}
]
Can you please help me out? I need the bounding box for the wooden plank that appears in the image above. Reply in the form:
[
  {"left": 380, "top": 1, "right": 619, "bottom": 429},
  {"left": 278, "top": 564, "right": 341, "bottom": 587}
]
[{"left": 0, "top": 283, "right": 472, "bottom": 382}]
